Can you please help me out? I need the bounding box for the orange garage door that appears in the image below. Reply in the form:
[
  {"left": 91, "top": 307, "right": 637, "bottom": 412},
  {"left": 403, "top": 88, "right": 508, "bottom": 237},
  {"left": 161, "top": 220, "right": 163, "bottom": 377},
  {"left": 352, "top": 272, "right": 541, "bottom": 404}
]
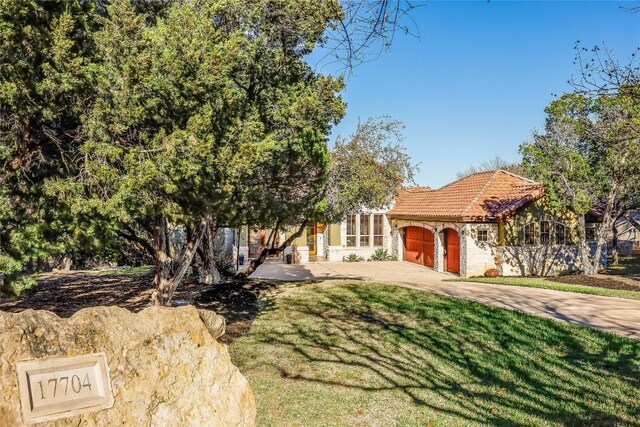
[
  {"left": 403, "top": 227, "right": 434, "bottom": 267},
  {"left": 444, "top": 228, "right": 460, "bottom": 274}
]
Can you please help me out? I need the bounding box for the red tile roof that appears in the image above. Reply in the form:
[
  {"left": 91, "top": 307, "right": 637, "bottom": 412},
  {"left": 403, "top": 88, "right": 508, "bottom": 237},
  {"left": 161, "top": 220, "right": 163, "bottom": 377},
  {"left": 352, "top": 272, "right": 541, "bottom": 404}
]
[{"left": 387, "top": 170, "right": 544, "bottom": 222}]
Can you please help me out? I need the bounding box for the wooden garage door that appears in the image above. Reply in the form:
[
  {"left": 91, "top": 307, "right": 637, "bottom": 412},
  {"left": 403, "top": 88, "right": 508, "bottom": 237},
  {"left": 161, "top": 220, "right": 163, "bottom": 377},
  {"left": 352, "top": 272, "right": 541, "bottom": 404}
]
[
  {"left": 403, "top": 227, "right": 434, "bottom": 267},
  {"left": 445, "top": 228, "right": 460, "bottom": 274}
]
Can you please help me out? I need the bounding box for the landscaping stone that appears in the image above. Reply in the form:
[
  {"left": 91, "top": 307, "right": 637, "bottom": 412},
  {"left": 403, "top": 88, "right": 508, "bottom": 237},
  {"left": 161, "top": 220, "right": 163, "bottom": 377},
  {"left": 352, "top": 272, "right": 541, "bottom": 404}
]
[{"left": 0, "top": 305, "right": 256, "bottom": 426}]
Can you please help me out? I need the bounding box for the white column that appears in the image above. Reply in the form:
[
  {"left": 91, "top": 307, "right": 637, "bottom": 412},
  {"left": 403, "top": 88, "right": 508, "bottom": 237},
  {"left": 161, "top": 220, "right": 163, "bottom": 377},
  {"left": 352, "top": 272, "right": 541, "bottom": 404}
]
[{"left": 369, "top": 214, "right": 374, "bottom": 247}]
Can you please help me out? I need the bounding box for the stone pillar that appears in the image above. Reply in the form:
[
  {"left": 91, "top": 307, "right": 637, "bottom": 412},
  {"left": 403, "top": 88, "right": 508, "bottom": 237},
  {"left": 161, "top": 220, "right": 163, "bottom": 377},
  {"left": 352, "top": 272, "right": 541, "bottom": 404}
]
[
  {"left": 459, "top": 224, "right": 468, "bottom": 278},
  {"left": 434, "top": 227, "right": 443, "bottom": 272},
  {"left": 391, "top": 222, "right": 401, "bottom": 261},
  {"left": 317, "top": 232, "right": 324, "bottom": 257},
  {"left": 496, "top": 218, "right": 506, "bottom": 276},
  {"left": 293, "top": 246, "right": 309, "bottom": 264},
  {"left": 322, "top": 227, "right": 329, "bottom": 259}
]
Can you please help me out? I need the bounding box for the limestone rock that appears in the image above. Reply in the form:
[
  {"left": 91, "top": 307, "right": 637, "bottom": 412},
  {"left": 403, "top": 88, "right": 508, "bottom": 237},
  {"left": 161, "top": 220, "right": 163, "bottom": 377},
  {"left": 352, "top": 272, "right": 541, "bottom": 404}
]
[{"left": 0, "top": 305, "right": 256, "bottom": 426}]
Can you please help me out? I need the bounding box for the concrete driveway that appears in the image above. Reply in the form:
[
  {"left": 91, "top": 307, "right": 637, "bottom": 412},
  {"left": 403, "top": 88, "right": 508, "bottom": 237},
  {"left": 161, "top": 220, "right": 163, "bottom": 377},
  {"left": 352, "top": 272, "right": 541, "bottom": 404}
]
[{"left": 251, "top": 261, "right": 640, "bottom": 339}]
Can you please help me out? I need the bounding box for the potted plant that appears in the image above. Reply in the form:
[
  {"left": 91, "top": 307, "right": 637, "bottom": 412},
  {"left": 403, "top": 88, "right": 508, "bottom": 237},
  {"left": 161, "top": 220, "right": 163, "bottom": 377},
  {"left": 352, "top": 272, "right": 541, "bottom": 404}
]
[{"left": 484, "top": 268, "right": 499, "bottom": 278}]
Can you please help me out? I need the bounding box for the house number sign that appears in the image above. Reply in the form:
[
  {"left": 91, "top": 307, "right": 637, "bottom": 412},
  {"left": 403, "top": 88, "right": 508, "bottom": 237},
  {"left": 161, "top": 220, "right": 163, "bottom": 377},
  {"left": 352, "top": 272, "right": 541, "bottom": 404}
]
[{"left": 16, "top": 353, "right": 114, "bottom": 424}]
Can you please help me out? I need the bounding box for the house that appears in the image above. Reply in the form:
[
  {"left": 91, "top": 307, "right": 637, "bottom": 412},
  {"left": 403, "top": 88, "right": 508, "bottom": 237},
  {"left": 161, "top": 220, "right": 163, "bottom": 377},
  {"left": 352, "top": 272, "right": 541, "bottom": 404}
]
[
  {"left": 387, "top": 170, "right": 602, "bottom": 277},
  {"left": 614, "top": 211, "right": 640, "bottom": 256},
  {"left": 238, "top": 170, "right": 603, "bottom": 277},
  {"left": 238, "top": 208, "right": 393, "bottom": 263}
]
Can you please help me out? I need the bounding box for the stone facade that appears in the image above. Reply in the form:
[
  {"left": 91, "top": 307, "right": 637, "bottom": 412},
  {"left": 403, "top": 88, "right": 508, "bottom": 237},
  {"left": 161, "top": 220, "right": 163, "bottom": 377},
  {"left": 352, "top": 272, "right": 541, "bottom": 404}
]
[{"left": 390, "top": 216, "right": 598, "bottom": 278}]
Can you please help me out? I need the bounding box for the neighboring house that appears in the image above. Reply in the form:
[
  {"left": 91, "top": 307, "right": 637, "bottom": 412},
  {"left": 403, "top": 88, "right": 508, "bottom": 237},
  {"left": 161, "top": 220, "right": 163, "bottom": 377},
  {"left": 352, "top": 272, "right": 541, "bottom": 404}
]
[
  {"left": 237, "top": 170, "right": 604, "bottom": 277},
  {"left": 614, "top": 211, "right": 640, "bottom": 256},
  {"left": 387, "top": 170, "right": 603, "bottom": 277}
]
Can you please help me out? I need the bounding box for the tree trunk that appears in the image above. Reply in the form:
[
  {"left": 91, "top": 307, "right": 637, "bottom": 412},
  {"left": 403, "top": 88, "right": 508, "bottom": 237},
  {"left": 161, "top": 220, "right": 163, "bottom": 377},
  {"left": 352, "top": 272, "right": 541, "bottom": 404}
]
[
  {"left": 237, "top": 220, "right": 308, "bottom": 279},
  {"left": 152, "top": 216, "right": 208, "bottom": 306},
  {"left": 590, "top": 180, "right": 621, "bottom": 275},
  {"left": 577, "top": 215, "right": 597, "bottom": 275},
  {"left": 200, "top": 219, "right": 220, "bottom": 285},
  {"left": 611, "top": 217, "right": 620, "bottom": 266}
]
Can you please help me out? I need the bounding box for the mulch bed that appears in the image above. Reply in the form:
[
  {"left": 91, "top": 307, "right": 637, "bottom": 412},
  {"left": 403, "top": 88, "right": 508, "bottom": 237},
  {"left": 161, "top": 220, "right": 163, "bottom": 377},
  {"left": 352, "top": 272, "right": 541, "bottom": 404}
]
[
  {"left": 0, "top": 272, "right": 277, "bottom": 343},
  {"left": 548, "top": 273, "right": 640, "bottom": 292}
]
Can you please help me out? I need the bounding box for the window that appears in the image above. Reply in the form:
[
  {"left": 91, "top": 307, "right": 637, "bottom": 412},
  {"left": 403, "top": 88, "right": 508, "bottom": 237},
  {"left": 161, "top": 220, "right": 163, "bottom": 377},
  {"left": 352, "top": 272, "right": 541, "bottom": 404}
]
[
  {"left": 555, "top": 223, "right": 566, "bottom": 245},
  {"left": 373, "top": 214, "right": 384, "bottom": 246},
  {"left": 360, "top": 214, "right": 370, "bottom": 246},
  {"left": 477, "top": 229, "right": 488, "bottom": 242},
  {"left": 586, "top": 227, "right": 596, "bottom": 241},
  {"left": 346, "top": 214, "right": 356, "bottom": 247},
  {"left": 539, "top": 221, "right": 551, "bottom": 244},
  {"left": 523, "top": 223, "right": 536, "bottom": 245}
]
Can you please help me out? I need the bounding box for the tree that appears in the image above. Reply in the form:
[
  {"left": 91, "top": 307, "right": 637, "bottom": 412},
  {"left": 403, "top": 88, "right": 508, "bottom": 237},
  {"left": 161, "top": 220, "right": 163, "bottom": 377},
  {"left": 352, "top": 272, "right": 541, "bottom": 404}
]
[
  {"left": 0, "top": 0, "right": 98, "bottom": 288},
  {"left": 455, "top": 155, "right": 526, "bottom": 179},
  {"left": 1, "top": 0, "right": 422, "bottom": 303},
  {"left": 51, "top": 0, "right": 346, "bottom": 305},
  {"left": 521, "top": 47, "right": 640, "bottom": 274},
  {"left": 321, "top": 0, "right": 422, "bottom": 70},
  {"left": 240, "top": 116, "right": 418, "bottom": 277}
]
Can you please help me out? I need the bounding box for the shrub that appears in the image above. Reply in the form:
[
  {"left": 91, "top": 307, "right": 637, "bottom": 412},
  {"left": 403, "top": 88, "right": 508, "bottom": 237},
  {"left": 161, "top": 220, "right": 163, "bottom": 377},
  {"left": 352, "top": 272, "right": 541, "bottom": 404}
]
[
  {"left": 369, "top": 248, "right": 393, "bottom": 261},
  {"left": 215, "top": 258, "right": 237, "bottom": 278},
  {"left": 2, "top": 274, "right": 37, "bottom": 298},
  {"left": 343, "top": 253, "right": 364, "bottom": 262}
]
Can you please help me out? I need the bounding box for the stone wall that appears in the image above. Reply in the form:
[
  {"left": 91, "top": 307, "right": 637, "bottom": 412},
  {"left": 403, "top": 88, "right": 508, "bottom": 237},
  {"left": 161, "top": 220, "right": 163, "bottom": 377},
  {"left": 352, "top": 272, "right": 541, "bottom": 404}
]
[
  {"left": 464, "top": 223, "right": 499, "bottom": 277},
  {"left": 501, "top": 245, "right": 583, "bottom": 276}
]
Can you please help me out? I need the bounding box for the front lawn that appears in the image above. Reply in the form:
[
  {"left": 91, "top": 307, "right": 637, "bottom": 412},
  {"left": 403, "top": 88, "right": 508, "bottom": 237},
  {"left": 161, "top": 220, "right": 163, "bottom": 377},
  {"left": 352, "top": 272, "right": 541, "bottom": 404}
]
[
  {"left": 607, "top": 256, "right": 640, "bottom": 277},
  {"left": 449, "top": 276, "right": 640, "bottom": 300},
  {"left": 230, "top": 281, "right": 640, "bottom": 426}
]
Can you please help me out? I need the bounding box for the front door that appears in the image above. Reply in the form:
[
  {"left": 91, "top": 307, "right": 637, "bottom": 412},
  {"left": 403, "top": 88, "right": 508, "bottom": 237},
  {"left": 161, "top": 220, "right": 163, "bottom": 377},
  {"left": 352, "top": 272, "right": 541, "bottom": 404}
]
[
  {"left": 306, "top": 225, "right": 317, "bottom": 255},
  {"left": 445, "top": 229, "right": 460, "bottom": 274}
]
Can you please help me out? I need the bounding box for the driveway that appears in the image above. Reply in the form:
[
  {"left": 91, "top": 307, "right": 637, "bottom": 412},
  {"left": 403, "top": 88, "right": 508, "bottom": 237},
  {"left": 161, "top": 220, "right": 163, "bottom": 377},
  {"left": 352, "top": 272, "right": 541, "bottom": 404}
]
[{"left": 251, "top": 261, "right": 640, "bottom": 339}]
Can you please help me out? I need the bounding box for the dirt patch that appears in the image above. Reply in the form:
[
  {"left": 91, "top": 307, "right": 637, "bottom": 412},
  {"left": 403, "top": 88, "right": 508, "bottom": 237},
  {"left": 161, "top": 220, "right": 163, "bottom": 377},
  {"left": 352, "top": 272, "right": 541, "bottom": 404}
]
[
  {"left": 196, "top": 280, "right": 278, "bottom": 343},
  {"left": 549, "top": 274, "right": 640, "bottom": 292},
  {"left": 0, "top": 271, "right": 279, "bottom": 343}
]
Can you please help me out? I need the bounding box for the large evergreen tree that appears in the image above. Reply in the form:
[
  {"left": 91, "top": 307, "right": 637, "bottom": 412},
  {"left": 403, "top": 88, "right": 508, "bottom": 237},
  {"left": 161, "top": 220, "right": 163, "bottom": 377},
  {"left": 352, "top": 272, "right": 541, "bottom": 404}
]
[
  {"left": 49, "top": 0, "right": 345, "bottom": 305},
  {"left": 0, "top": 0, "right": 97, "bottom": 288}
]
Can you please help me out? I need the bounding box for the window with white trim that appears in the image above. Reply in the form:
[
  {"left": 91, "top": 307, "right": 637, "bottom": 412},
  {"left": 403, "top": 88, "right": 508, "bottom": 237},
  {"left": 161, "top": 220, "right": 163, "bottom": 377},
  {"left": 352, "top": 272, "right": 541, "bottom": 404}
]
[
  {"left": 373, "top": 214, "right": 384, "bottom": 246},
  {"left": 477, "top": 229, "right": 488, "bottom": 242},
  {"left": 346, "top": 214, "right": 357, "bottom": 247},
  {"left": 359, "top": 214, "right": 370, "bottom": 246}
]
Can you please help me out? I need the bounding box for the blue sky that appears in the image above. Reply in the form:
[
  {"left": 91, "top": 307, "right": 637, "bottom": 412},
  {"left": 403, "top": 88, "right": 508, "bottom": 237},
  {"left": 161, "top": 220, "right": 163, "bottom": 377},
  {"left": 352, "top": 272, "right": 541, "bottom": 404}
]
[{"left": 309, "top": 1, "right": 640, "bottom": 188}]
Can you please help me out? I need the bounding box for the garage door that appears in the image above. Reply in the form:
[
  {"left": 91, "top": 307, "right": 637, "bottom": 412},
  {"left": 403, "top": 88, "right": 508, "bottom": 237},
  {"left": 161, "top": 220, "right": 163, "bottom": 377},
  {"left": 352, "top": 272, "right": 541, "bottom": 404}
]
[
  {"left": 403, "top": 227, "right": 434, "bottom": 267},
  {"left": 444, "top": 228, "right": 460, "bottom": 274}
]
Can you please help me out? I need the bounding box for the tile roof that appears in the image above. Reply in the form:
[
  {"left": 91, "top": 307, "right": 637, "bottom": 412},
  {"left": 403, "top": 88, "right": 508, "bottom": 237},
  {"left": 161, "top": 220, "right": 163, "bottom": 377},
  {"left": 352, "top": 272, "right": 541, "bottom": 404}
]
[{"left": 387, "top": 170, "right": 544, "bottom": 222}]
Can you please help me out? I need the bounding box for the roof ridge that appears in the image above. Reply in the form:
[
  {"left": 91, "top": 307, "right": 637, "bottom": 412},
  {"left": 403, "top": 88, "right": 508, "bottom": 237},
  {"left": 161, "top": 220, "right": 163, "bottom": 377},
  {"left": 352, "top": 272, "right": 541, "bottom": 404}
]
[
  {"left": 403, "top": 185, "right": 432, "bottom": 191},
  {"left": 495, "top": 169, "right": 541, "bottom": 185},
  {"left": 463, "top": 170, "right": 499, "bottom": 215},
  {"left": 434, "top": 169, "right": 495, "bottom": 191}
]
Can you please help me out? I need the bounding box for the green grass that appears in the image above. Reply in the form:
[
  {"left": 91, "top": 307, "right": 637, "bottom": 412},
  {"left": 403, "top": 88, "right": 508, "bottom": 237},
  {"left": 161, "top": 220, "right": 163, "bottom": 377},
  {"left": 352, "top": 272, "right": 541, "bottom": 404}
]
[
  {"left": 230, "top": 281, "right": 640, "bottom": 426},
  {"left": 607, "top": 256, "right": 640, "bottom": 277},
  {"left": 447, "top": 277, "right": 640, "bottom": 300},
  {"left": 89, "top": 265, "right": 153, "bottom": 276}
]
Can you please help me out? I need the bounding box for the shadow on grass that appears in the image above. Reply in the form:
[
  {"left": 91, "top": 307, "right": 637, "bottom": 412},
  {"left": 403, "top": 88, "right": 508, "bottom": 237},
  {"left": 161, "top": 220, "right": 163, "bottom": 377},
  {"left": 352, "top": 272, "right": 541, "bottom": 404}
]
[
  {"left": 0, "top": 272, "right": 159, "bottom": 316},
  {"left": 243, "top": 282, "right": 640, "bottom": 426}
]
